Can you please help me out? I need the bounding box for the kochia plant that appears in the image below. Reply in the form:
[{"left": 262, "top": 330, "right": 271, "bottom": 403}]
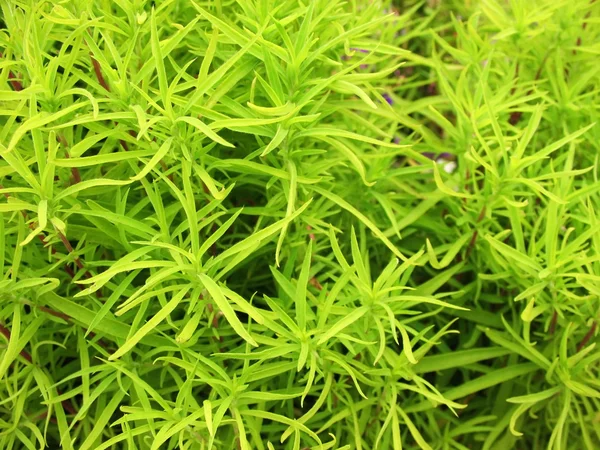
[{"left": 1, "top": 0, "right": 599, "bottom": 449}]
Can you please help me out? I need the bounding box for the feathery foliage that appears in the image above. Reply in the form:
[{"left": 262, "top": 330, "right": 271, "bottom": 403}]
[{"left": 1, "top": 0, "right": 599, "bottom": 449}]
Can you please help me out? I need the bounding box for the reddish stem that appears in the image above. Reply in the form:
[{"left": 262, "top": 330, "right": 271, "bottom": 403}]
[
  {"left": 549, "top": 310, "right": 558, "bottom": 335},
  {"left": 8, "top": 71, "right": 23, "bottom": 91},
  {"left": 465, "top": 230, "right": 478, "bottom": 259},
  {"left": 90, "top": 54, "right": 110, "bottom": 91},
  {"left": 38, "top": 306, "right": 71, "bottom": 322},
  {"left": 0, "top": 52, "right": 23, "bottom": 91},
  {"left": 119, "top": 137, "right": 130, "bottom": 151},
  {"left": 577, "top": 321, "right": 597, "bottom": 352},
  {"left": 57, "top": 231, "right": 91, "bottom": 276},
  {"left": 35, "top": 234, "right": 83, "bottom": 289},
  {"left": 59, "top": 395, "right": 78, "bottom": 416},
  {"left": 477, "top": 206, "right": 487, "bottom": 222},
  {"left": 0, "top": 323, "right": 33, "bottom": 362},
  {"left": 465, "top": 206, "right": 486, "bottom": 258}
]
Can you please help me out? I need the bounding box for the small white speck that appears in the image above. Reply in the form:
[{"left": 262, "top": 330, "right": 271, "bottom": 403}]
[{"left": 443, "top": 161, "right": 457, "bottom": 174}]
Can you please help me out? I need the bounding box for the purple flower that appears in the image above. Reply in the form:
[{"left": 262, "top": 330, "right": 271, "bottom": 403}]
[
  {"left": 383, "top": 93, "right": 393, "bottom": 105},
  {"left": 350, "top": 47, "right": 369, "bottom": 54}
]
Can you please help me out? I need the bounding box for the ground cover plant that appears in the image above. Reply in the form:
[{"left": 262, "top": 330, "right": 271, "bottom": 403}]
[{"left": 1, "top": 0, "right": 599, "bottom": 448}]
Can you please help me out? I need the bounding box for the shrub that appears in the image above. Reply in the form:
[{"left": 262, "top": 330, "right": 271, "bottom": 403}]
[{"left": 0, "top": 0, "right": 598, "bottom": 449}]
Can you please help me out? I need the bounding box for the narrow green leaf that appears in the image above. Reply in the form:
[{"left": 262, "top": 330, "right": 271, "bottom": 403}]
[{"left": 199, "top": 274, "right": 257, "bottom": 346}]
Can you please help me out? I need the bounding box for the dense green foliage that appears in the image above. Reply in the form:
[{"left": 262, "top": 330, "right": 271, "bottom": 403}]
[{"left": 1, "top": 0, "right": 599, "bottom": 448}]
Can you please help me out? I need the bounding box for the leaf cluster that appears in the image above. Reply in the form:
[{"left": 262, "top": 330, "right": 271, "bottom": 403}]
[{"left": 0, "top": 0, "right": 599, "bottom": 449}]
